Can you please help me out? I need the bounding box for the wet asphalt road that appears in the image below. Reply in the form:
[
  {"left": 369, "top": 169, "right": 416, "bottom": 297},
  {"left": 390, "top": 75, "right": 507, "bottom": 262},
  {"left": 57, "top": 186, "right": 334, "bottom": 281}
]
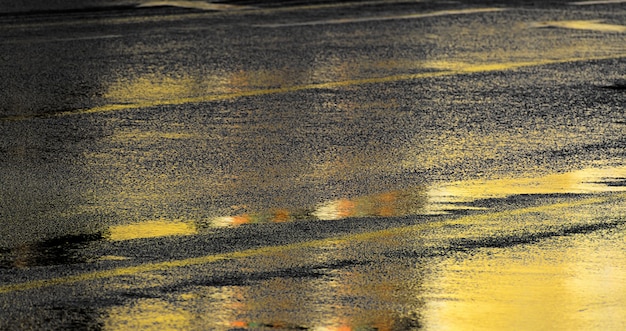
[{"left": 1, "top": 0, "right": 626, "bottom": 330}]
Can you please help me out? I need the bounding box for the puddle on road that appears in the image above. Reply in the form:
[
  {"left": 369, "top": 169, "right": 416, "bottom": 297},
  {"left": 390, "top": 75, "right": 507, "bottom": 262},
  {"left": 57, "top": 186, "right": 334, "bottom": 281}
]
[
  {"left": 0, "top": 233, "right": 103, "bottom": 269},
  {"left": 0, "top": 220, "right": 197, "bottom": 268},
  {"left": 2, "top": 166, "right": 624, "bottom": 269},
  {"left": 98, "top": 190, "right": 626, "bottom": 331},
  {"left": 424, "top": 222, "right": 626, "bottom": 330}
]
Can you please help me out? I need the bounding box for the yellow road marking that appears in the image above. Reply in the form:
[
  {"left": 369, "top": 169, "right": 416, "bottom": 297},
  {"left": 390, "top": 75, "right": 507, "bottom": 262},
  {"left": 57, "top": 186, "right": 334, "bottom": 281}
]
[
  {"left": 0, "top": 195, "right": 620, "bottom": 295},
  {"left": 64, "top": 56, "right": 626, "bottom": 115},
  {"left": 257, "top": 8, "right": 506, "bottom": 28},
  {"left": 2, "top": 54, "right": 625, "bottom": 122},
  {"left": 66, "top": 55, "right": 626, "bottom": 112}
]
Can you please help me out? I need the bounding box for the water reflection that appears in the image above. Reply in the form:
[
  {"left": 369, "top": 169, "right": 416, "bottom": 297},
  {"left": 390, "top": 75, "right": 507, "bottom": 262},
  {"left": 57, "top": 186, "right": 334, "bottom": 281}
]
[
  {"left": 101, "top": 57, "right": 397, "bottom": 108},
  {"left": 423, "top": 223, "right": 626, "bottom": 330},
  {"left": 3, "top": 165, "right": 623, "bottom": 270},
  {"left": 100, "top": 242, "right": 426, "bottom": 331},
  {"left": 428, "top": 166, "right": 626, "bottom": 206},
  {"left": 210, "top": 166, "right": 626, "bottom": 227},
  {"left": 211, "top": 188, "right": 427, "bottom": 226},
  {"left": 69, "top": 8, "right": 626, "bottom": 250},
  {"left": 104, "top": 298, "right": 193, "bottom": 330},
  {"left": 106, "top": 220, "right": 197, "bottom": 241},
  {"left": 3, "top": 3, "right": 625, "bottom": 329},
  {"left": 104, "top": 192, "right": 625, "bottom": 330},
  {"left": 95, "top": 176, "right": 626, "bottom": 330},
  {"left": 313, "top": 188, "right": 427, "bottom": 220}
]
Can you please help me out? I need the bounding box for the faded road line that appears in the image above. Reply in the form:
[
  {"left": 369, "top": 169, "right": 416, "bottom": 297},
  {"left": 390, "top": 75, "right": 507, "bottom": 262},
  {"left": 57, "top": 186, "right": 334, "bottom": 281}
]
[
  {"left": 2, "top": 54, "right": 626, "bottom": 122},
  {"left": 570, "top": 0, "right": 626, "bottom": 5},
  {"left": 0, "top": 195, "right": 619, "bottom": 295},
  {"left": 0, "top": 34, "right": 123, "bottom": 45},
  {"left": 255, "top": 8, "right": 506, "bottom": 28}
]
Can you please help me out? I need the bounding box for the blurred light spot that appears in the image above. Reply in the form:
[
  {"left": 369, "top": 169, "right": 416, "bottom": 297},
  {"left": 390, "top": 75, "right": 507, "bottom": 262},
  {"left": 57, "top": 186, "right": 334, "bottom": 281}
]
[
  {"left": 210, "top": 167, "right": 626, "bottom": 226},
  {"left": 107, "top": 220, "right": 197, "bottom": 241}
]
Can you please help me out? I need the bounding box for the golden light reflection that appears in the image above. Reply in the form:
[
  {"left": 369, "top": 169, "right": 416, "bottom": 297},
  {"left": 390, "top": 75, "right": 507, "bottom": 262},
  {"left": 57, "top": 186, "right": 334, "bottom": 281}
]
[
  {"left": 210, "top": 188, "right": 427, "bottom": 227},
  {"left": 103, "top": 298, "right": 193, "bottom": 331},
  {"left": 211, "top": 209, "right": 298, "bottom": 227},
  {"left": 216, "top": 241, "right": 424, "bottom": 331},
  {"left": 103, "top": 68, "right": 305, "bottom": 106},
  {"left": 531, "top": 20, "right": 626, "bottom": 33},
  {"left": 208, "top": 167, "right": 626, "bottom": 226},
  {"left": 66, "top": 51, "right": 626, "bottom": 119},
  {"left": 107, "top": 220, "right": 197, "bottom": 241},
  {"left": 227, "top": 68, "right": 296, "bottom": 91},
  {"left": 424, "top": 224, "right": 626, "bottom": 330},
  {"left": 313, "top": 188, "right": 427, "bottom": 221},
  {"left": 257, "top": 7, "right": 507, "bottom": 28},
  {"left": 104, "top": 75, "right": 209, "bottom": 104},
  {"left": 428, "top": 166, "right": 626, "bottom": 208}
]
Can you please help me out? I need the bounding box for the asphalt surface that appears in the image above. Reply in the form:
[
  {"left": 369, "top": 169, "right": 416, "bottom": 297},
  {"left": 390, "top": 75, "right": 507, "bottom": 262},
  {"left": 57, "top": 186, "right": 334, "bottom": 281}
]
[{"left": 1, "top": 0, "right": 626, "bottom": 330}]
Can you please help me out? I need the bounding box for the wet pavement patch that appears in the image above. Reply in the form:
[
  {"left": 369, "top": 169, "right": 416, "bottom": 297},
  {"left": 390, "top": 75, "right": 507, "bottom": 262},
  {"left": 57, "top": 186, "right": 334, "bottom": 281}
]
[
  {"left": 449, "top": 219, "right": 626, "bottom": 251},
  {"left": 594, "top": 178, "right": 626, "bottom": 186},
  {"left": 461, "top": 193, "right": 592, "bottom": 209},
  {"left": 0, "top": 233, "right": 103, "bottom": 269},
  {"left": 603, "top": 79, "right": 626, "bottom": 90},
  {"left": 180, "top": 259, "right": 366, "bottom": 289}
]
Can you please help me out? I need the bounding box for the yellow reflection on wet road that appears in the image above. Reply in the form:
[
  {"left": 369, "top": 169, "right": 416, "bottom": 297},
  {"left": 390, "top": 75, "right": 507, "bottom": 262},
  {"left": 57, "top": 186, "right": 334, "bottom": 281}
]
[
  {"left": 96, "top": 192, "right": 626, "bottom": 331},
  {"left": 256, "top": 7, "right": 507, "bottom": 28},
  {"left": 531, "top": 20, "right": 626, "bottom": 33},
  {"left": 210, "top": 188, "right": 427, "bottom": 226},
  {"left": 210, "top": 166, "right": 626, "bottom": 226},
  {"left": 20, "top": 53, "right": 620, "bottom": 120},
  {"left": 2, "top": 192, "right": 625, "bottom": 331},
  {"left": 428, "top": 166, "right": 626, "bottom": 206},
  {"left": 313, "top": 189, "right": 427, "bottom": 221},
  {"left": 424, "top": 225, "right": 626, "bottom": 330},
  {"left": 104, "top": 74, "right": 229, "bottom": 105},
  {"left": 104, "top": 298, "right": 193, "bottom": 331},
  {"left": 211, "top": 209, "right": 296, "bottom": 227},
  {"left": 107, "top": 220, "right": 197, "bottom": 241}
]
